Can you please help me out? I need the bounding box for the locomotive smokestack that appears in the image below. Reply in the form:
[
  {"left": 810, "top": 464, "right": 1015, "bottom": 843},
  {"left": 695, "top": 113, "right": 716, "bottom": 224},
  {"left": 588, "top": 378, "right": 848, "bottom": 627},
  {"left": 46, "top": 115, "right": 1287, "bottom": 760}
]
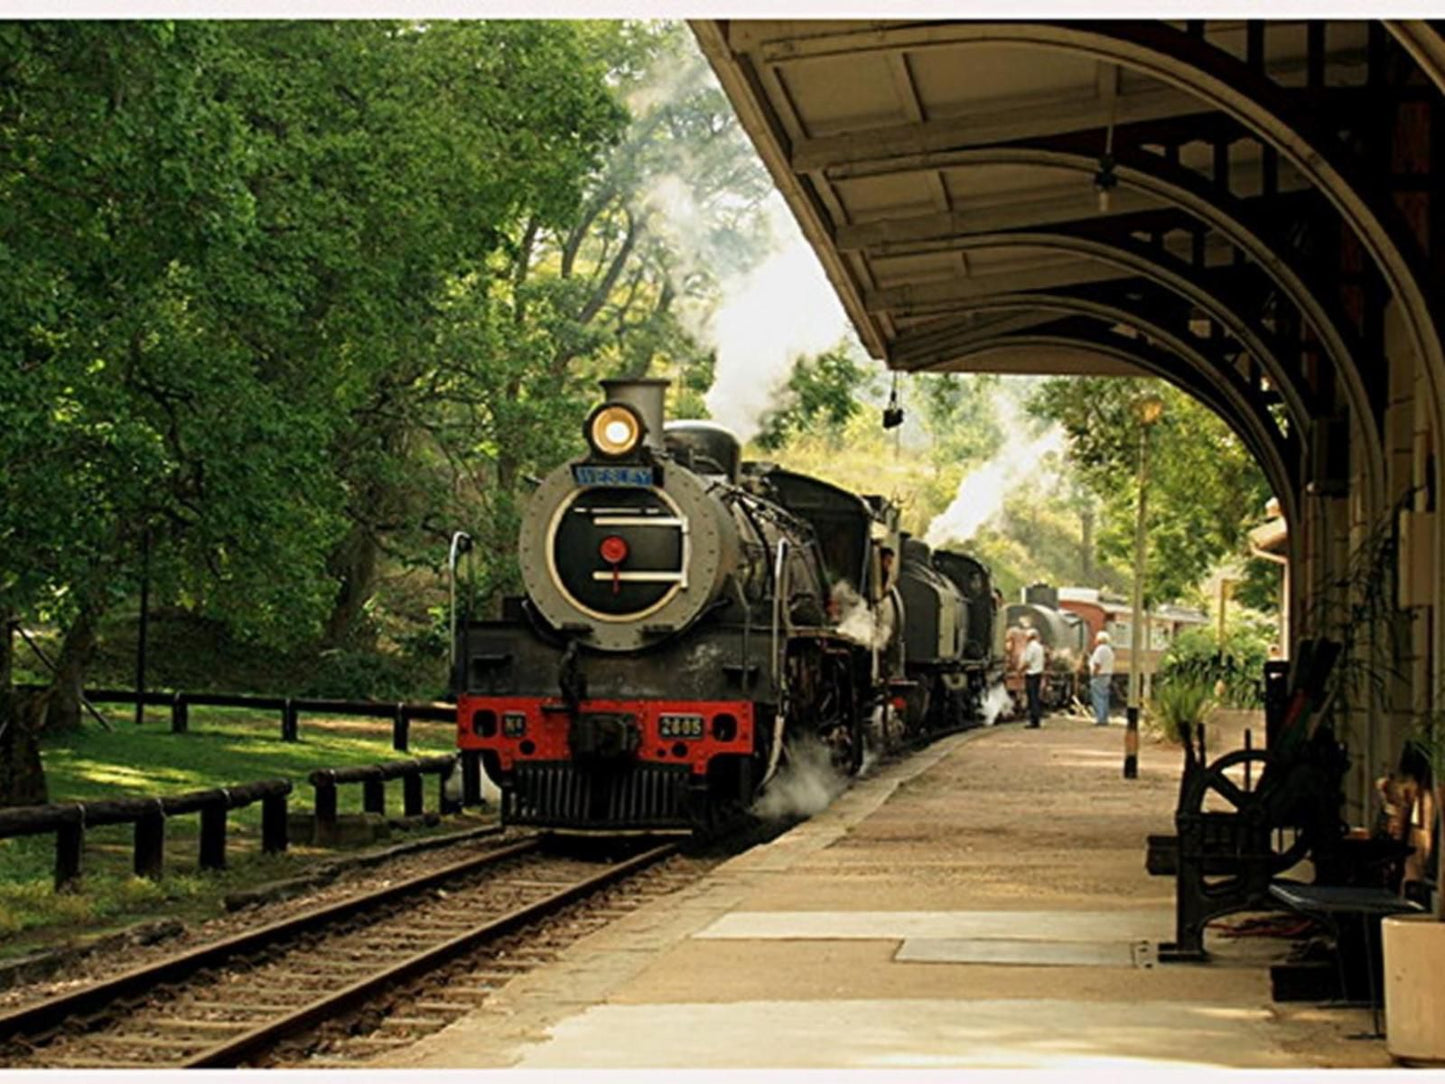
[{"left": 600, "top": 378, "right": 669, "bottom": 451}]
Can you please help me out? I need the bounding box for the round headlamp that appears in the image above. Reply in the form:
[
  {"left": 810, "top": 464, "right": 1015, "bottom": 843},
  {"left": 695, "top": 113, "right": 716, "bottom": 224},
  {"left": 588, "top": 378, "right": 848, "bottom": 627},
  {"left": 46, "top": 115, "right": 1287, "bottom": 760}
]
[{"left": 586, "top": 402, "right": 644, "bottom": 458}]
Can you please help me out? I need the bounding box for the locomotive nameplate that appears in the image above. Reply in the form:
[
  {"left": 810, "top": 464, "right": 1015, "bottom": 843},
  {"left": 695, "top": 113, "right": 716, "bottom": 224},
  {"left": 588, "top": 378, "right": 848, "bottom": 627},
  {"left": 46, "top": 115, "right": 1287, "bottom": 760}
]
[
  {"left": 572, "top": 464, "right": 656, "bottom": 487},
  {"left": 658, "top": 713, "right": 705, "bottom": 739}
]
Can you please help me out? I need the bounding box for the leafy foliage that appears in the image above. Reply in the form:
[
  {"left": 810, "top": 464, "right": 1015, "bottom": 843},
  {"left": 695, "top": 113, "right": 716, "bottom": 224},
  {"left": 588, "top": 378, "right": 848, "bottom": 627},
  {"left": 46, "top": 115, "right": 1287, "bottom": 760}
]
[
  {"left": 754, "top": 344, "right": 875, "bottom": 451},
  {"left": 0, "top": 21, "right": 636, "bottom": 785},
  {"left": 1150, "top": 673, "right": 1218, "bottom": 745},
  {"left": 1159, "top": 625, "right": 1274, "bottom": 709},
  {"left": 1027, "top": 376, "right": 1276, "bottom": 606}
]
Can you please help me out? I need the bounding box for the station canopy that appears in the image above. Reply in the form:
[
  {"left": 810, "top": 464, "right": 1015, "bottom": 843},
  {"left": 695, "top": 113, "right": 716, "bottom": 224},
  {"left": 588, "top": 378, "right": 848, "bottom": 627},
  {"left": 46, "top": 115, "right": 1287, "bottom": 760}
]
[{"left": 692, "top": 20, "right": 1364, "bottom": 391}]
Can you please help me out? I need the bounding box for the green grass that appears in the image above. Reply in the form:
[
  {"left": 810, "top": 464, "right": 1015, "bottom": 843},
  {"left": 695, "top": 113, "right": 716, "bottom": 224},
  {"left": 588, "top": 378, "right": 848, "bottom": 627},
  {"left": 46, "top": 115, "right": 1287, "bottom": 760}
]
[{"left": 0, "top": 706, "right": 472, "bottom": 953}]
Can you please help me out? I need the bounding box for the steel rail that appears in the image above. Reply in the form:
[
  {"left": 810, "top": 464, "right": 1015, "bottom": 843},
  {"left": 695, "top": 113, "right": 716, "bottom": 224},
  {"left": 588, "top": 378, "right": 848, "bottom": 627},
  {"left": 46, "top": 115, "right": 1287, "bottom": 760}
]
[
  {"left": 182, "top": 842, "right": 678, "bottom": 1067},
  {"left": 0, "top": 834, "right": 538, "bottom": 1045}
]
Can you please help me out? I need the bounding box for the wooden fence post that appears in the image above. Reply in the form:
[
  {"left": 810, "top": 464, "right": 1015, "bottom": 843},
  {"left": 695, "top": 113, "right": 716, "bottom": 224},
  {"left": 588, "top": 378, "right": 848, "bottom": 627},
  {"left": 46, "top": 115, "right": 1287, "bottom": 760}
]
[
  {"left": 199, "top": 800, "right": 227, "bottom": 870},
  {"left": 402, "top": 769, "right": 423, "bottom": 817},
  {"left": 313, "top": 773, "right": 338, "bottom": 829},
  {"left": 133, "top": 801, "right": 166, "bottom": 879},
  {"left": 261, "top": 792, "right": 288, "bottom": 855},
  {"left": 54, "top": 808, "right": 84, "bottom": 892},
  {"left": 392, "top": 703, "right": 409, "bottom": 752},
  {"left": 171, "top": 693, "right": 188, "bottom": 734},
  {"left": 281, "top": 698, "right": 299, "bottom": 743}
]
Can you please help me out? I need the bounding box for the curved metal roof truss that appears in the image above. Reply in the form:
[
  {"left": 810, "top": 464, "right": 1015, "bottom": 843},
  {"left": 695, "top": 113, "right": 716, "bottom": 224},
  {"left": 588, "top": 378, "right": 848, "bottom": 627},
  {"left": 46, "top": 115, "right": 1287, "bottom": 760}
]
[{"left": 694, "top": 19, "right": 1445, "bottom": 519}]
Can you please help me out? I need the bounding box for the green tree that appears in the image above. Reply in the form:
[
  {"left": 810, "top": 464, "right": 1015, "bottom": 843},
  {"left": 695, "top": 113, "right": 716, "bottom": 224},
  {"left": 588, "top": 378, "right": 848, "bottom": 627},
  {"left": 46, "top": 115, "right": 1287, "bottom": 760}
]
[
  {"left": 0, "top": 21, "right": 631, "bottom": 802},
  {"left": 1, "top": 23, "right": 355, "bottom": 801},
  {"left": 754, "top": 344, "right": 875, "bottom": 451},
  {"left": 918, "top": 372, "right": 1004, "bottom": 469},
  {"left": 416, "top": 21, "right": 775, "bottom": 610},
  {"left": 1027, "top": 376, "right": 1276, "bottom": 605},
  {"left": 223, "top": 20, "right": 633, "bottom": 644}
]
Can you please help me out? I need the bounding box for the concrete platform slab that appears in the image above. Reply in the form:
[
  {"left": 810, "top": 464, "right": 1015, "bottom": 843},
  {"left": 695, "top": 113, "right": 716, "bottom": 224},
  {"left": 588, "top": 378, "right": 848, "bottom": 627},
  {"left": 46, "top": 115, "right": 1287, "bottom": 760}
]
[
  {"left": 695, "top": 908, "right": 1176, "bottom": 942},
  {"left": 895, "top": 937, "right": 1147, "bottom": 967},
  {"left": 512, "top": 997, "right": 1295, "bottom": 1069}
]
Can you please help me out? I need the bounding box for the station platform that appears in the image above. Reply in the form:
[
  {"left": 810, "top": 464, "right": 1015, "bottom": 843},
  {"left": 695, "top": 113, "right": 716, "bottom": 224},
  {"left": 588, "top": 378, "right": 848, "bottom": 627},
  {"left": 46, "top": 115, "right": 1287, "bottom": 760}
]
[{"left": 382, "top": 719, "right": 1393, "bottom": 1071}]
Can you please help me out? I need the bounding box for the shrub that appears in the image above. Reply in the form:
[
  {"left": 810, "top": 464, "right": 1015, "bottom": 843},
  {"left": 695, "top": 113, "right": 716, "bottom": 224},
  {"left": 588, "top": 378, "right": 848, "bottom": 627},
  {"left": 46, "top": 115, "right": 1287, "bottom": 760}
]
[
  {"left": 1151, "top": 673, "right": 1217, "bottom": 745},
  {"left": 1160, "top": 625, "right": 1272, "bottom": 708}
]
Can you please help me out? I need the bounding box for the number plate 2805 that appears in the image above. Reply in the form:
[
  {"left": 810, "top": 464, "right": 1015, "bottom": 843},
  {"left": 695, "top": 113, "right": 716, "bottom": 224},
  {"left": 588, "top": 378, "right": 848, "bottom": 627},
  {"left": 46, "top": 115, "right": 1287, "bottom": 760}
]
[{"left": 658, "top": 713, "right": 705, "bottom": 740}]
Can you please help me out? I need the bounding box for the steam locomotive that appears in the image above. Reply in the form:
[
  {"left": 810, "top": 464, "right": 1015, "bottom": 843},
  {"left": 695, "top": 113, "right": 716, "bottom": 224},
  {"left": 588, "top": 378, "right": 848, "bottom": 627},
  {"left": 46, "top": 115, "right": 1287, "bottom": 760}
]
[{"left": 452, "top": 378, "right": 999, "bottom": 831}]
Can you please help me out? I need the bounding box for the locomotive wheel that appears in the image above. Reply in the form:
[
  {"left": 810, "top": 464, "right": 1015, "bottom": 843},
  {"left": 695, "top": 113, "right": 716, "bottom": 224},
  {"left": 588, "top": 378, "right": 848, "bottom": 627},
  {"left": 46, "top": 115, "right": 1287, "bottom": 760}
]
[{"left": 1179, "top": 749, "right": 1311, "bottom": 873}]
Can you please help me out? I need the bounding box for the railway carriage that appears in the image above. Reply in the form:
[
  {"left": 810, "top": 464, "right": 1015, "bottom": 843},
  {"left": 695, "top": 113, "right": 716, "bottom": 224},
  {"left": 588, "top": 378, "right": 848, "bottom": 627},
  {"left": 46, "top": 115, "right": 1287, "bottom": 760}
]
[{"left": 1056, "top": 587, "right": 1209, "bottom": 702}]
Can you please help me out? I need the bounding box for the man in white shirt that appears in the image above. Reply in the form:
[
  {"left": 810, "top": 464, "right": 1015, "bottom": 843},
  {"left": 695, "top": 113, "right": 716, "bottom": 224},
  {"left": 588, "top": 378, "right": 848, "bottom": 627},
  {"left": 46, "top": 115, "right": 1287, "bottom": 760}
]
[
  {"left": 1021, "top": 628, "right": 1045, "bottom": 728},
  {"left": 1089, "top": 631, "right": 1115, "bottom": 726}
]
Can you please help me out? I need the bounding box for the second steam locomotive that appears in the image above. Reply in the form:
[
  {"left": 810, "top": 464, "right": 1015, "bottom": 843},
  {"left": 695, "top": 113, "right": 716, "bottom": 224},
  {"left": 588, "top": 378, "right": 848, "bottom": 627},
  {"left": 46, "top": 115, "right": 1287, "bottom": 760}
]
[{"left": 453, "top": 378, "right": 998, "bottom": 831}]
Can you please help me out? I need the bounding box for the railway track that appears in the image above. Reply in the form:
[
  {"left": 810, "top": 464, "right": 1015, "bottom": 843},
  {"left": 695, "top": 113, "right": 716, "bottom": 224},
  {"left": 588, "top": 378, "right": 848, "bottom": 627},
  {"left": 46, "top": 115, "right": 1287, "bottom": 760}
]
[{"left": 0, "top": 836, "right": 682, "bottom": 1068}]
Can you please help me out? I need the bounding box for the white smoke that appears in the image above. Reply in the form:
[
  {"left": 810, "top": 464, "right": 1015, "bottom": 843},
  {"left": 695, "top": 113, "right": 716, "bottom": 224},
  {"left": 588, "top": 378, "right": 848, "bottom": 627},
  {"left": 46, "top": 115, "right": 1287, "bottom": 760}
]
[
  {"left": 830, "top": 579, "right": 893, "bottom": 651},
  {"left": 981, "top": 682, "right": 1012, "bottom": 726},
  {"left": 628, "top": 41, "right": 859, "bottom": 443},
  {"left": 751, "top": 735, "right": 849, "bottom": 820},
  {"left": 443, "top": 762, "right": 501, "bottom": 806},
  {"left": 702, "top": 195, "right": 855, "bottom": 440},
  {"left": 642, "top": 170, "right": 855, "bottom": 443},
  {"left": 925, "top": 386, "right": 1065, "bottom": 547}
]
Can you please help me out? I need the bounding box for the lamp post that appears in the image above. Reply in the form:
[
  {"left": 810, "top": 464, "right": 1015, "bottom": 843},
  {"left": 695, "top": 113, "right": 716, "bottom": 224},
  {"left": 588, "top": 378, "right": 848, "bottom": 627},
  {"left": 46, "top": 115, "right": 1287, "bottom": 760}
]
[{"left": 1125, "top": 393, "right": 1164, "bottom": 780}]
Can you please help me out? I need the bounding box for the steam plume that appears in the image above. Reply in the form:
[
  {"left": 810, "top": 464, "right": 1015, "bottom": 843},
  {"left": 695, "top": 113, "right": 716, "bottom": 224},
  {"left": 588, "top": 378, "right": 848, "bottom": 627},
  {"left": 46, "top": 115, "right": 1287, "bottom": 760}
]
[
  {"left": 830, "top": 579, "right": 895, "bottom": 651},
  {"left": 702, "top": 197, "right": 854, "bottom": 440},
  {"left": 751, "top": 735, "right": 849, "bottom": 820},
  {"left": 981, "top": 683, "right": 1012, "bottom": 726},
  {"left": 643, "top": 173, "right": 854, "bottom": 441},
  {"left": 925, "top": 387, "right": 1065, "bottom": 547}
]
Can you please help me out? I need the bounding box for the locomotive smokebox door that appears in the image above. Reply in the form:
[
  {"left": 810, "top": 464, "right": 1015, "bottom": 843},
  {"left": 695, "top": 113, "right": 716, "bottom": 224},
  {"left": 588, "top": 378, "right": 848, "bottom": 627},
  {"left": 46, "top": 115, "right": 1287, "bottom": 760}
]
[{"left": 569, "top": 712, "right": 641, "bottom": 763}]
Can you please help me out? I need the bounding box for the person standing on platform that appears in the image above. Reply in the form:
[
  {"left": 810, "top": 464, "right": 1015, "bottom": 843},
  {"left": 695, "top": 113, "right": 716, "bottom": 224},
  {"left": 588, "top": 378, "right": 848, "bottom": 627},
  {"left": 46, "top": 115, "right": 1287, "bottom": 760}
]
[
  {"left": 1021, "top": 628, "right": 1045, "bottom": 728},
  {"left": 1089, "top": 631, "right": 1115, "bottom": 726}
]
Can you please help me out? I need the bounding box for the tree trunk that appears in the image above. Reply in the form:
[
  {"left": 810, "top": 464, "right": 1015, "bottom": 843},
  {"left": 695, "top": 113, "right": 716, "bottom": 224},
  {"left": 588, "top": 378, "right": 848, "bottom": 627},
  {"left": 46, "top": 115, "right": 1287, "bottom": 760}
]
[
  {"left": 0, "top": 613, "right": 48, "bottom": 807},
  {"left": 323, "top": 522, "right": 381, "bottom": 647},
  {"left": 38, "top": 601, "right": 103, "bottom": 735}
]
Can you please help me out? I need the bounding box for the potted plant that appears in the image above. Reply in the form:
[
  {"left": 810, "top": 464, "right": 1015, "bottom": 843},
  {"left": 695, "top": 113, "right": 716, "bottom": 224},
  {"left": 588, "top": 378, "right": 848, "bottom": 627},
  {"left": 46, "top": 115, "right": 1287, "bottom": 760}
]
[{"left": 1382, "top": 711, "right": 1444, "bottom": 1065}]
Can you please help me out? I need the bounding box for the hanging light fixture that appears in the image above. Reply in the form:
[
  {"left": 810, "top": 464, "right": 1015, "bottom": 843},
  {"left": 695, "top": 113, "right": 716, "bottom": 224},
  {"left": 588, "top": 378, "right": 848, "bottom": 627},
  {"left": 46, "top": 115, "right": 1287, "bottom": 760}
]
[
  {"left": 1094, "top": 153, "right": 1118, "bottom": 214},
  {"left": 882, "top": 372, "right": 904, "bottom": 429},
  {"left": 1095, "top": 68, "right": 1119, "bottom": 214}
]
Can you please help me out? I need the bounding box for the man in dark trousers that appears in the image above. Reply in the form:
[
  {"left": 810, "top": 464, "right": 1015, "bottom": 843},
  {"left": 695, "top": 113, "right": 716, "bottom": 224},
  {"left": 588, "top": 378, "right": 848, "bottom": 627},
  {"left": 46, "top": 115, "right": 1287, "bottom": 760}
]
[{"left": 1021, "top": 627, "right": 1045, "bottom": 728}]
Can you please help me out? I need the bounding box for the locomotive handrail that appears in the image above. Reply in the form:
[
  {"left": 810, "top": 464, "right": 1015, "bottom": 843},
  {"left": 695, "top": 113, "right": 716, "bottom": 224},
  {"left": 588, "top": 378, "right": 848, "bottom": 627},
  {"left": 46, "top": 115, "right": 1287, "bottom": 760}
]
[
  {"left": 771, "top": 538, "right": 790, "bottom": 689},
  {"left": 762, "top": 539, "right": 792, "bottom": 788}
]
